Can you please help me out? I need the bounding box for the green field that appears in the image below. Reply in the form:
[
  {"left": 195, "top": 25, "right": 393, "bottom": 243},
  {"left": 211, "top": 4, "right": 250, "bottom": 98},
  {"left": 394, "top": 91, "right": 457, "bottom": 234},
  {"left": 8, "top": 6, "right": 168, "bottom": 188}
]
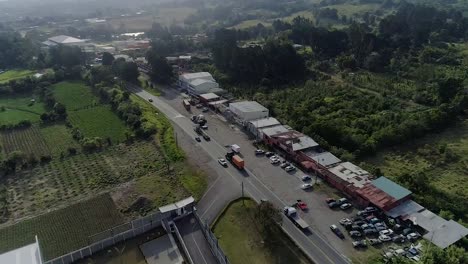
[
  {"left": 0, "top": 70, "right": 35, "bottom": 83},
  {"left": 52, "top": 81, "right": 99, "bottom": 110},
  {"left": 325, "top": 3, "right": 380, "bottom": 17},
  {"left": 0, "top": 95, "right": 46, "bottom": 125},
  {"left": 40, "top": 124, "right": 79, "bottom": 156},
  {"left": 0, "top": 194, "right": 124, "bottom": 261},
  {"left": 0, "top": 126, "right": 50, "bottom": 157},
  {"left": 231, "top": 19, "right": 271, "bottom": 29},
  {"left": 213, "top": 199, "right": 311, "bottom": 264},
  {"left": 68, "top": 106, "right": 129, "bottom": 142}
]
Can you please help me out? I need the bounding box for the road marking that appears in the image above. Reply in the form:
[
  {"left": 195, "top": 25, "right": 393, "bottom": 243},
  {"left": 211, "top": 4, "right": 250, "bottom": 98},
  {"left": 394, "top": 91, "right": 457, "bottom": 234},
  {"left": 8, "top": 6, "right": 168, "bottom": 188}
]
[
  {"left": 133, "top": 88, "right": 348, "bottom": 264},
  {"left": 191, "top": 232, "right": 209, "bottom": 264}
]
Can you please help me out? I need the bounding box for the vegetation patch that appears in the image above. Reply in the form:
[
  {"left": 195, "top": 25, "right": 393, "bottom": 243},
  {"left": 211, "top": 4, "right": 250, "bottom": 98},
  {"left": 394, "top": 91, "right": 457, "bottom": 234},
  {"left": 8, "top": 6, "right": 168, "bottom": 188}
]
[
  {"left": 52, "top": 81, "right": 99, "bottom": 110},
  {"left": 0, "top": 95, "right": 46, "bottom": 125},
  {"left": 68, "top": 106, "right": 129, "bottom": 143},
  {"left": 0, "top": 193, "right": 124, "bottom": 261},
  {"left": 39, "top": 124, "right": 79, "bottom": 156},
  {"left": 0, "top": 126, "right": 50, "bottom": 157},
  {"left": 0, "top": 70, "right": 35, "bottom": 83},
  {"left": 213, "top": 198, "right": 311, "bottom": 264}
]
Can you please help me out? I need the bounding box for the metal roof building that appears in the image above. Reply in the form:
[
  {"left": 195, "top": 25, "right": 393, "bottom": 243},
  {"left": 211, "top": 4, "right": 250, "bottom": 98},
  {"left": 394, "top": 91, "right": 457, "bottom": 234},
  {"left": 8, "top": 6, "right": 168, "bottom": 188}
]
[
  {"left": 372, "top": 176, "right": 412, "bottom": 200},
  {"left": 302, "top": 150, "right": 341, "bottom": 167},
  {"left": 261, "top": 125, "right": 289, "bottom": 138},
  {"left": 229, "top": 101, "right": 269, "bottom": 122},
  {"left": 328, "top": 162, "right": 371, "bottom": 188}
]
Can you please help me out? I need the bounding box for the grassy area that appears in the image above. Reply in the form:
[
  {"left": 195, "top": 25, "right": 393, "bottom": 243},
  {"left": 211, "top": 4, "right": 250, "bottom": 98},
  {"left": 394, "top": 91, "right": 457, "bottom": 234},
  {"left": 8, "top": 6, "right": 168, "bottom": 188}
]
[
  {"left": 0, "top": 126, "right": 50, "bottom": 157},
  {"left": 231, "top": 19, "right": 271, "bottom": 29},
  {"left": 68, "top": 106, "right": 129, "bottom": 142},
  {"left": 0, "top": 193, "right": 124, "bottom": 261},
  {"left": 282, "top": 11, "right": 316, "bottom": 23},
  {"left": 325, "top": 3, "right": 380, "bottom": 17},
  {"left": 178, "top": 165, "right": 208, "bottom": 200},
  {"left": 39, "top": 124, "right": 79, "bottom": 156},
  {"left": 52, "top": 81, "right": 99, "bottom": 111},
  {"left": 0, "top": 95, "right": 46, "bottom": 125},
  {"left": 0, "top": 70, "right": 35, "bottom": 83},
  {"left": 363, "top": 119, "right": 468, "bottom": 220},
  {"left": 77, "top": 226, "right": 166, "bottom": 264},
  {"left": 131, "top": 95, "right": 184, "bottom": 162},
  {"left": 213, "top": 198, "right": 311, "bottom": 264}
]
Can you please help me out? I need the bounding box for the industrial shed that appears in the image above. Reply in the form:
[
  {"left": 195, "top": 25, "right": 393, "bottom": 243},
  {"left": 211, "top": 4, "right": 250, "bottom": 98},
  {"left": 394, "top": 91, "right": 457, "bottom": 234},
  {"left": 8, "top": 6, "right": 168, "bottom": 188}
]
[
  {"left": 229, "top": 101, "right": 269, "bottom": 122},
  {"left": 247, "top": 117, "right": 281, "bottom": 139}
]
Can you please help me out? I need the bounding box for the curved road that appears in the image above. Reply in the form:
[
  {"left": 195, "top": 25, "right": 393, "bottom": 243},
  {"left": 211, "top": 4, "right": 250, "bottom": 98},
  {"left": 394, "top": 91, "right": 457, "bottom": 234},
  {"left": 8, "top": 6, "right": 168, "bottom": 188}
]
[{"left": 128, "top": 84, "right": 350, "bottom": 264}]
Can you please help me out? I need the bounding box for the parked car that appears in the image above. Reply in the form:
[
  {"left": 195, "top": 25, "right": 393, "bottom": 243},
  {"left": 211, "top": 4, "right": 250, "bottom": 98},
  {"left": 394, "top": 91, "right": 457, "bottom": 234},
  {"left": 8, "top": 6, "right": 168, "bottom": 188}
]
[
  {"left": 330, "top": 225, "right": 345, "bottom": 239},
  {"left": 376, "top": 226, "right": 387, "bottom": 232},
  {"left": 265, "top": 152, "right": 275, "bottom": 157},
  {"left": 379, "top": 229, "right": 394, "bottom": 236},
  {"left": 269, "top": 156, "right": 280, "bottom": 161},
  {"left": 336, "top": 198, "right": 348, "bottom": 205},
  {"left": 403, "top": 228, "right": 413, "bottom": 236},
  {"left": 295, "top": 200, "right": 307, "bottom": 210},
  {"left": 328, "top": 202, "right": 339, "bottom": 208},
  {"left": 354, "top": 220, "right": 366, "bottom": 226},
  {"left": 302, "top": 175, "right": 312, "bottom": 181},
  {"left": 368, "top": 238, "right": 382, "bottom": 246},
  {"left": 349, "top": 231, "right": 362, "bottom": 238},
  {"left": 270, "top": 159, "right": 280, "bottom": 164},
  {"left": 195, "top": 137, "right": 201, "bottom": 142},
  {"left": 392, "top": 234, "right": 406, "bottom": 243},
  {"left": 301, "top": 183, "right": 312, "bottom": 190},
  {"left": 196, "top": 104, "right": 203, "bottom": 108},
  {"left": 255, "top": 149, "right": 265, "bottom": 155},
  {"left": 339, "top": 218, "right": 352, "bottom": 225},
  {"left": 369, "top": 218, "right": 381, "bottom": 224},
  {"left": 218, "top": 158, "right": 228, "bottom": 167},
  {"left": 285, "top": 166, "right": 296, "bottom": 172},
  {"left": 351, "top": 225, "right": 362, "bottom": 231},
  {"left": 357, "top": 210, "right": 370, "bottom": 217},
  {"left": 325, "top": 198, "right": 336, "bottom": 204},
  {"left": 148, "top": 98, "right": 153, "bottom": 102},
  {"left": 407, "top": 232, "right": 421, "bottom": 241},
  {"left": 374, "top": 222, "right": 386, "bottom": 228},
  {"left": 352, "top": 216, "right": 365, "bottom": 222},
  {"left": 361, "top": 224, "right": 374, "bottom": 230},
  {"left": 363, "top": 228, "right": 378, "bottom": 236},
  {"left": 365, "top": 207, "right": 378, "bottom": 213},
  {"left": 202, "top": 107, "right": 209, "bottom": 112},
  {"left": 202, "top": 134, "right": 211, "bottom": 141},
  {"left": 340, "top": 203, "right": 352, "bottom": 210},
  {"left": 352, "top": 240, "right": 367, "bottom": 248},
  {"left": 379, "top": 235, "right": 392, "bottom": 242}
]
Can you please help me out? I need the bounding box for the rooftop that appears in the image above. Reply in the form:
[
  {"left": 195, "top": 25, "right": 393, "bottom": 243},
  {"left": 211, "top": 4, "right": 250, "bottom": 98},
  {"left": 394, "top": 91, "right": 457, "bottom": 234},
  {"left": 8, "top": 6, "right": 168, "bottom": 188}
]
[
  {"left": 159, "top": 196, "right": 194, "bottom": 214},
  {"left": 355, "top": 183, "right": 397, "bottom": 209},
  {"left": 328, "top": 162, "right": 371, "bottom": 188},
  {"left": 372, "top": 176, "right": 412, "bottom": 200},
  {"left": 386, "top": 199, "right": 425, "bottom": 218},
  {"left": 261, "top": 125, "right": 289, "bottom": 137},
  {"left": 0, "top": 240, "right": 42, "bottom": 264},
  {"left": 302, "top": 150, "right": 341, "bottom": 167},
  {"left": 229, "top": 101, "right": 268, "bottom": 113},
  {"left": 190, "top": 78, "right": 218, "bottom": 87},
  {"left": 48, "top": 35, "right": 85, "bottom": 44},
  {"left": 181, "top": 72, "right": 213, "bottom": 81},
  {"left": 248, "top": 117, "right": 280, "bottom": 129},
  {"left": 289, "top": 136, "right": 319, "bottom": 151},
  {"left": 199, "top": 93, "right": 220, "bottom": 100}
]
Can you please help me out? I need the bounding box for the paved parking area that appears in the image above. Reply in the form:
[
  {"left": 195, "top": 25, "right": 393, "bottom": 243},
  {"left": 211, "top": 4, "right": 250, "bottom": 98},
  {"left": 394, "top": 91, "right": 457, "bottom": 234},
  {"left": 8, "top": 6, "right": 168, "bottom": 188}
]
[{"left": 159, "top": 88, "right": 360, "bottom": 256}]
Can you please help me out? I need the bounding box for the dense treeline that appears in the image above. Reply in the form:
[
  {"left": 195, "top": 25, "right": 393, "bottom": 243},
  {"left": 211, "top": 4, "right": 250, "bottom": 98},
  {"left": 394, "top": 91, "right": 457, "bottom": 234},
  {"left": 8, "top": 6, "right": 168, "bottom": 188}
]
[{"left": 0, "top": 31, "right": 35, "bottom": 69}]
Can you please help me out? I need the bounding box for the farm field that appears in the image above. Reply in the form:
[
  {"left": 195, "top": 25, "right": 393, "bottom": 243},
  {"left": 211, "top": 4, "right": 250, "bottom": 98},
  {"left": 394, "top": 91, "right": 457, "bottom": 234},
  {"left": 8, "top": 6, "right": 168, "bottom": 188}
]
[
  {"left": 0, "top": 95, "right": 46, "bottom": 125},
  {"left": 231, "top": 19, "right": 271, "bottom": 29},
  {"left": 68, "top": 106, "right": 129, "bottom": 142},
  {"left": 0, "top": 194, "right": 124, "bottom": 261},
  {"left": 52, "top": 81, "right": 98, "bottom": 110},
  {"left": 325, "top": 3, "right": 380, "bottom": 17},
  {"left": 0, "top": 70, "right": 35, "bottom": 83},
  {"left": 0, "top": 126, "right": 50, "bottom": 157},
  {"left": 4, "top": 141, "right": 187, "bottom": 221},
  {"left": 213, "top": 199, "right": 311, "bottom": 264},
  {"left": 39, "top": 124, "right": 79, "bottom": 156}
]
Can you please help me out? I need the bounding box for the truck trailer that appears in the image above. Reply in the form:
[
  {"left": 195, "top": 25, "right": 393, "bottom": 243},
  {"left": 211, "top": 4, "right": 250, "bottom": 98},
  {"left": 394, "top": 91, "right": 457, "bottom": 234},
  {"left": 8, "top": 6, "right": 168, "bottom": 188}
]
[
  {"left": 283, "top": 206, "right": 309, "bottom": 230},
  {"left": 225, "top": 151, "right": 244, "bottom": 170}
]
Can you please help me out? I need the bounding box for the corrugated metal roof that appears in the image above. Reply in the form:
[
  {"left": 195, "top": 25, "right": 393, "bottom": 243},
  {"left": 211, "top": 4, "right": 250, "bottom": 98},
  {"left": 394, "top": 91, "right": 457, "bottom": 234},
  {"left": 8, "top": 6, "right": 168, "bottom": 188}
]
[
  {"left": 199, "top": 93, "right": 220, "bottom": 100},
  {"left": 303, "top": 151, "right": 341, "bottom": 167},
  {"left": 386, "top": 200, "right": 425, "bottom": 218},
  {"left": 261, "top": 125, "right": 289, "bottom": 137},
  {"left": 248, "top": 117, "right": 280, "bottom": 129},
  {"left": 229, "top": 101, "right": 268, "bottom": 113},
  {"left": 372, "top": 177, "right": 412, "bottom": 200},
  {"left": 355, "top": 183, "right": 397, "bottom": 209},
  {"left": 0, "top": 241, "right": 42, "bottom": 264},
  {"left": 291, "top": 136, "right": 319, "bottom": 151},
  {"left": 182, "top": 72, "right": 213, "bottom": 81}
]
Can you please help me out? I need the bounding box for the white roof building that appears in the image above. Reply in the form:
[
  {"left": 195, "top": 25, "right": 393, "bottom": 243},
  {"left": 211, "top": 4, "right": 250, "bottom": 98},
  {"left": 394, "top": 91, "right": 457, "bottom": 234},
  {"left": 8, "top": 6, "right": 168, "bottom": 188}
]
[
  {"left": 43, "top": 35, "right": 87, "bottom": 47},
  {"left": 261, "top": 125, "right": 289, "bottom": 137},
  {"left": 180, "top": 72, "right": 214, "bottom": 83},
  {"left": 229, "top": 101, "right": 269, "bottom": 122},
  {"left": 0, "top": 238, "right": 43, "bottom": 264},
  {"left": 328, "top": 162, "right": 371, "bottom": 188}
]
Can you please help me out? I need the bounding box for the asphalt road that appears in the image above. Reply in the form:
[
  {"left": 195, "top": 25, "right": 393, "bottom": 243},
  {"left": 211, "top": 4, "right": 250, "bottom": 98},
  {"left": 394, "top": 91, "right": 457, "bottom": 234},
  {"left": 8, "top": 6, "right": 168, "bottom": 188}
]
[{"left": 128, "top": 84, "right": 350, "bottom": 264}]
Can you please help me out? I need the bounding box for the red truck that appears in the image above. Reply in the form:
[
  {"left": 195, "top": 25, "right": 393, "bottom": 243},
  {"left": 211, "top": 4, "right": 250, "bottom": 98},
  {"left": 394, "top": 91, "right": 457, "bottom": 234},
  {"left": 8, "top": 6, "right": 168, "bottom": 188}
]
[{"left": 225, "top": 151, "right": 244, "bottom": 170}]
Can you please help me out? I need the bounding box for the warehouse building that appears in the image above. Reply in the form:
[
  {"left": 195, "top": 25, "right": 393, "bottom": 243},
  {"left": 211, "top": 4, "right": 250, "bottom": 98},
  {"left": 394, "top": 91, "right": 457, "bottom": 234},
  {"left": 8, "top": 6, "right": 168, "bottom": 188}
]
[
  {"left": 229, "top": 101, "right": 269, "bottom": 123},
  {"left": 246, "top": 117, "right": 281, "bottom": 139},
  {"left": 178, "top": 72, "right": 224, "bottom": 95}
]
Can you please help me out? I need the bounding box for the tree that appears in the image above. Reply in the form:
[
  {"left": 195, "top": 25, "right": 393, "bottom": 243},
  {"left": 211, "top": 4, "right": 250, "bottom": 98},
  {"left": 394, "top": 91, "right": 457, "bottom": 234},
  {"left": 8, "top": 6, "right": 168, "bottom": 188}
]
[
  {"left": 147, "top": 53, "right": 174, "bottom": 84},
  {"left": 102, "top": 52, "right": 115, "bottom": 66},
  {"left": 254, "top": 201, "right": 282, "bottom": 236},
  {"left": 112, "top": 59, "right": 139, "bottom": 82}
]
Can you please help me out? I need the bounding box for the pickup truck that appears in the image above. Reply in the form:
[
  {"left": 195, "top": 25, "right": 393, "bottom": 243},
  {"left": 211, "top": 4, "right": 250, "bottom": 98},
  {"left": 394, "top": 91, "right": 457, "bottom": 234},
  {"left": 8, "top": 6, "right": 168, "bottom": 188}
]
[{"left": 283, "top": 206, "right": 309, "bottom": 230}]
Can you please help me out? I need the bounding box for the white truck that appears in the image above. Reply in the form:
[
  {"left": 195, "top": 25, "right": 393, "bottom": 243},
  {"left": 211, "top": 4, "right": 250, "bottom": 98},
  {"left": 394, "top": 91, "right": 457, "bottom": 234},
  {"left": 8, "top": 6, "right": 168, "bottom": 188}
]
[
  {"left": 231, "top": 144, "right": 241, "bottom": 153},
  {"left": 283, "top": 206, "right": 309, "bottom": 230}
]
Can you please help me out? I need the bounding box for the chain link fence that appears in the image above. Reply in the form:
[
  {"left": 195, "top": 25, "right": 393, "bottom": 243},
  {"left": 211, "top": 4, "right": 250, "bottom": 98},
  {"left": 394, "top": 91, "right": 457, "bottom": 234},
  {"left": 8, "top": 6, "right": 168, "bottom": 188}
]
[{"left": 194, "top": 212, "right": 230, "bottom": 264}]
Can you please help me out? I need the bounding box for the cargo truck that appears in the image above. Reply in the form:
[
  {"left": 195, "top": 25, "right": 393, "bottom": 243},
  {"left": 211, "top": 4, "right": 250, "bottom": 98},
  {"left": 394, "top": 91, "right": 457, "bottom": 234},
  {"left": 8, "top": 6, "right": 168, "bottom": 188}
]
[
  {"left": 225, "top": 151, "right": 244, "bottom": 170},
  {"left": 183, "top": 100, "right": 191, "bottom": 111},
  {"left": 231, "top": 144, "right": 241, "bottom": 153},
  {"left": 283, "top": 206, "right": 309, "bottom": 230}
]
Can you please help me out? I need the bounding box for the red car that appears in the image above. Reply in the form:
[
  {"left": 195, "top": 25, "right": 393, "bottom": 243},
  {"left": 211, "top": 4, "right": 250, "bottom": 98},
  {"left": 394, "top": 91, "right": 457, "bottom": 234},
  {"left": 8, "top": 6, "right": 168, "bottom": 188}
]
[
  {"left": 295, "top": 200, "right": 308, "bottom": 210},
  {"left": 325, "top": 198, "right": 336, "bottom": 204}
]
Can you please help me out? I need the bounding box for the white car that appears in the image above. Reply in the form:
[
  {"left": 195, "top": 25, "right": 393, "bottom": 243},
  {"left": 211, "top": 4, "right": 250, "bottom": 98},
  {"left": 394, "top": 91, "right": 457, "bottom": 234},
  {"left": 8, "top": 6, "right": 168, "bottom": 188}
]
[
  {"left": 379, "top": 235, "right": 392, "bottom": 242},
  {"left": 407, "top": 232, "right": 420, "bottom": 241},
  {"left": 269, "top": 155, "right": 279, "bottom": 161},
  {"left": 379, "top": 229, "right": 394, "bottom": 236},
  {"left": 301, "top": 183, "right": 312, "bottom": 190},
  {"left": 218, "top": 158, "right": 227, "bottom": 167},
  {"left": 340, "top": 203, "right": 352, "bottom": 210},
  {"left": 339, "top": 218, "right": 352, "bottom": 225},
  {"left": 301, "top": 175, "right": 312, "bottom": 181},
  {"left": 270, "top": 159, "right": 280, "bottom": 164},
  {"left": 285, "top": 166, "right": 296, "bottom": 172}
]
